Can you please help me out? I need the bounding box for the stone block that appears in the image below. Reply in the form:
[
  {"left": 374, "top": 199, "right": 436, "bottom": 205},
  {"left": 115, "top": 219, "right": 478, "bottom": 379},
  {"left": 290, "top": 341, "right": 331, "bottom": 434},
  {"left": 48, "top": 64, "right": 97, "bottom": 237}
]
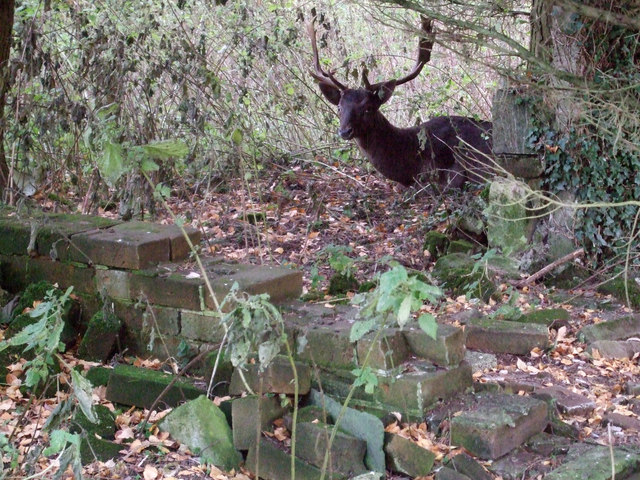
[
  {"left": 533, "top": 385, "right": 596, "bottom": 416},
  {"left": 433, "top": 253, "right": 496, "bottom": 302},
  {"left": 491, "top": 87, "right": 537, "bottom": 157},
  {"left": 465, "top": 317, "right": 549, "bottom": 355},
  {"left": 0, "top": 215, "right": 33, "bottom": 255},
  {"left": 597, "top": 277, "right": 640, "bottom": 310},
  {"left": 229, "top": 356, "right": 311, "bottom": 395},
  {"left": 384, "top": 432, "right": 435, "bottom": 477},
  {"left": 602, "top": 412, "right": 640, "bottom": 432},
  {"left": 450, "top": 392, "right": 548, "bottom": 459},
  {"left": 588, "top": 339, "right": 640, "bottom": 359},
  {"left": 160, "top": 396, "right": 241, "bottom": 471},
  {"left": 205, "top": 261, "right": 302, "bottom": 307},
  {"left": 77, "top": 310, "right": 122, "bottom": 362},
  {"left": 296, "top": 422, "right": 368, "bottom": 477},
  {"left": 485, "top": 179, "right": 530, "bottom": 255},
  {"left": 578, "top": 315, "right": 640, "bottom": 343},
  {"left": 95, "top": 269, "right": 131, "bottom": 299},
  {"left": 526, "top": 432, "right": 572, "bottom": 456},
  {"left": 129, "top": 268, "right": 204, "bottom": 311},
  {"left": 59, "top": 221, "right": 180, "bottom": 268},
  {"left": 295, "top": 323, "right": 356, "bottom": 369},
  {"left": 80, "top": 436, "right": 123, "bottom": 465},
  {"left": 105, "top": 364, "right": 204, "bottom": 409},
  {"left": 376, "top": 362, "right": 472, "bottom": 414},
  {"left": 85, "top": 366, "right": 113, "bottom": 387},
  {"left": 180, "top": 310, "right": 225, "bottom": 343},
  {"left": 357, "top": 329, "right": 409, "bottom": 370},
  {"left": 309, "top": 390, "right": 385, "bottom": 473},
  {"left": 403, "top": 323, "right": 465, "bottom": 366},
  {"left": 231, "top": 395, "right": 289, "bottom": 450},
  {"left": 245, "top": 436, "right": 346, "bottom": 480},
  {"left": 72, "top": 404, "right": 116, "bottom": 439},
  {"left": 0, "top": 254, "right": 96, "bottom": 295},
  {"left": 488, "top": 449, "right": 547, "bottom": 480},
  {"left": 114, "top": 301, "right": 184, "bottom": 359},
  {"left": 37, "top": 213, "right": 120, "bottom": 259}
]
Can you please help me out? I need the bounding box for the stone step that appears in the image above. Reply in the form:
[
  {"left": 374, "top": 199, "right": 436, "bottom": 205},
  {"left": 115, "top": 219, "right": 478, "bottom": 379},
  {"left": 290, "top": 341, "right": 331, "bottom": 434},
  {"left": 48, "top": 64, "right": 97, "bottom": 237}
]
[
  {"left": 465, "top": 316, "right": 549, "bottom": 355},
  {"left": 578, "top": 315, "right": 640, "bottom": 343}
]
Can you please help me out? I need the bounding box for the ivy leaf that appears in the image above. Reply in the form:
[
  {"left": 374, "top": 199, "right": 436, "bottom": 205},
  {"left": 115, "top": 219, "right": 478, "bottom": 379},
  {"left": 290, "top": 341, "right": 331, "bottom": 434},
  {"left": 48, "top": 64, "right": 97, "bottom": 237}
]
[{"left": 230, "top": 128, "right": 243, "bottom": 146}]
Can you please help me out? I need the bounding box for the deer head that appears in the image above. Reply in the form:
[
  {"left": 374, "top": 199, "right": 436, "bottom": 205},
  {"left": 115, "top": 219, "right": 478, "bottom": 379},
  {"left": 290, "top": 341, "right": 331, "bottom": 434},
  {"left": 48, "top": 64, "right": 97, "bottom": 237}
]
[{"left": 308, "top": 16, "right": 435, "bottom": 140}]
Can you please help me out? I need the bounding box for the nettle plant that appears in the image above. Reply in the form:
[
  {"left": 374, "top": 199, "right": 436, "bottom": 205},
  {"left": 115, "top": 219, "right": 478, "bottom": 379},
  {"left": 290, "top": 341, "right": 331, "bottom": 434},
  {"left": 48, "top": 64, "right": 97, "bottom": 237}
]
[{"left": 349, "top": 264, "right": 442, "bottom": 393}]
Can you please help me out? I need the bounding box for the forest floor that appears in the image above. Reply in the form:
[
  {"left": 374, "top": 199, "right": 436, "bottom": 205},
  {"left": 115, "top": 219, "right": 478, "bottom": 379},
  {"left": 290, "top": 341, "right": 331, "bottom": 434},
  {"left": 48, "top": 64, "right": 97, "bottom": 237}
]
[{"left": 2, "top": 158, "right": 640, "bottom": 479}]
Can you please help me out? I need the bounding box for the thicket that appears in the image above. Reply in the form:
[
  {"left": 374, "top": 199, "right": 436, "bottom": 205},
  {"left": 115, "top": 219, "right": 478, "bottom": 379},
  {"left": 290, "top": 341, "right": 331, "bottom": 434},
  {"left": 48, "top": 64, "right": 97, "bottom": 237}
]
[{"left": 2, "top": 0, "right": 639, "bottom": 266}]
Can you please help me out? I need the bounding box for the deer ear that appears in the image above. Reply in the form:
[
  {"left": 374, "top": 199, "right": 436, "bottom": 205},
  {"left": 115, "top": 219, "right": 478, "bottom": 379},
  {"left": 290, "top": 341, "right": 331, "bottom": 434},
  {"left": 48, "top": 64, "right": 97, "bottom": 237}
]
[
  {"left": 318, "top": 83, "right": 341, "bottom": 105},
  {"left": 375, "top": 81, "right": 396, "bottom": 105}
]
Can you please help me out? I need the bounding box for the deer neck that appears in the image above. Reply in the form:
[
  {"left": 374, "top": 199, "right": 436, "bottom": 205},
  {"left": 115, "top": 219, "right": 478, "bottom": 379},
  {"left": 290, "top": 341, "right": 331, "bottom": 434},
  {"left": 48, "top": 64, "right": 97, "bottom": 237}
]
[{"left": 354, "top": 113, "right": 423, "bottom": 186}]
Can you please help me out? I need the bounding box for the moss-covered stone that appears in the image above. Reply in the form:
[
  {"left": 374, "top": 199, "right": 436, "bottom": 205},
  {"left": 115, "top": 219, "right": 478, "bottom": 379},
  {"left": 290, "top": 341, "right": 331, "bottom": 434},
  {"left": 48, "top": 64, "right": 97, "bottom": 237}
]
[
  {"left": 545, "top": 445, "right": 640, "bottom": 480},
  {"left": 80, "top": 435, "right": 123, "bottom": 465},
  {"left": 78, "top": 310, "right": 122, "bottom": 362},
  {"left": 105, "top": 364, "right": 204, "bottom": 408},
  {"left": 433, "top": 253, "right": 496, "bottom": 302},
  {"left": 447, "top": 239, "right": 475, "bottom": 255},
  {"left": 597, "top": 276, "right": 640, "bottom": 309},
  {"left": 160, "top": 396, "right": 241, "bottom": 470},
  {"left": 384, "top": 432, "right": 435, "bottom": 477},
  {"left": 328, "top": 273, "right": 359, "bottom": 295},
  {"left": 12, "top": 280, "right": 56, "bottom": 319},
  {"left": 85, "top": 366, "right": 113, "bottom": 387},
  {"left": 516, "top": 308, "right": 570, "bottom": 327},
  {"left": 72, "top": 404, "right": 116, "bottom": 439},
  {"left": 485, "top": 179, "right": 531, "bottom": 255},
  {"left": 423, "top": 231, "right": 450, "bottom": 260}
]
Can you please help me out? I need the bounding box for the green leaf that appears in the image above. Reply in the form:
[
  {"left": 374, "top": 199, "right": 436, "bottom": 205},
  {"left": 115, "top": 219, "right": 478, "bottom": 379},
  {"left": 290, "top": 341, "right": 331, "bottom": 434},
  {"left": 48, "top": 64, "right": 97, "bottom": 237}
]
[
  {"left": 71, "top": 369, "right": 97, "bottom": 423},
  {"left": 141, "top": 139, "right": 189, "bottom": 160},
  {"left": 397, "top": 295, "right": 412, "bottom": 327},
  {"left": 43, "top": 430, "right": 80, "bottom": 456},
  {"left": 350, "top": 318, "right": 375, "bottom": 342},
  {"left": 230, "top": 128, "right": 243, "bottom": 145},
  {"left": 141, "top": 158, "right": 160, "bottom": 172},
  {"left": 100, "top": 141, "right": 125, "bottom": 185},
  {"left": 418, "top": 314, "right": 438, "bottom": 340}
]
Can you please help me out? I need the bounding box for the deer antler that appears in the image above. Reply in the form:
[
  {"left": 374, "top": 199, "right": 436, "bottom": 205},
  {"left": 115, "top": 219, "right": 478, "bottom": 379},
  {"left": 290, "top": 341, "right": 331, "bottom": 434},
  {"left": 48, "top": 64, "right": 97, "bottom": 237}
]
[
  {"left": 363, "top": 16, "right": 435, "bottom": 90},
  {"left": 307, "top": 18, "right": 347, "bottom": 91}
]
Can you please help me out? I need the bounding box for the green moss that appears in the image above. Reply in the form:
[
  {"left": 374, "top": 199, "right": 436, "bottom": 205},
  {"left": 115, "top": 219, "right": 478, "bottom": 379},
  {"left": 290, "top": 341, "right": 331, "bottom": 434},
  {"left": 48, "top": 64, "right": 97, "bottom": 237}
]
[
  {"left": 13, "top": 280, "right": 56, "bottom": 318},
  {"left": 447, "top": 239, "right": 475, "bottom": 255},
  {"left": 328, "top": 273, "right": 359, "bottom": 295},
  {"left": 423, "top": 231, "right": 449, "bottom": 260},
  {"left": 85, "top": 366, "right": 113, "bottom": 387},
  {"left": 433, "top": 253, "right": 496, "bottom": 302},
  {"left": 72, "top": 404, "right": 116, "bottom": 439},
  {"left": 597, "top": 276, "right": 640, "bottom": 309}
]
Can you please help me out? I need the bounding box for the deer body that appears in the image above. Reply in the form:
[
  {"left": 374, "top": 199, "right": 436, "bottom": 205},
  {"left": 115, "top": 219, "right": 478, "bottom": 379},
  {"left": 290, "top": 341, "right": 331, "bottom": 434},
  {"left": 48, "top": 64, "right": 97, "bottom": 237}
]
[{"left": 309, "top": 17, "right": 493, "bottom": 189}]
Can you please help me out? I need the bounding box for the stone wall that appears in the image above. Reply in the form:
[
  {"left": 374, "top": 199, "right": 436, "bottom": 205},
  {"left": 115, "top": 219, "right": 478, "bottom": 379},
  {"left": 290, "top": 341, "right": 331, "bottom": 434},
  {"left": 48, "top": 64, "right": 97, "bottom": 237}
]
[{"left": 0, "top": 207, "right": 302, "bottom": 359}]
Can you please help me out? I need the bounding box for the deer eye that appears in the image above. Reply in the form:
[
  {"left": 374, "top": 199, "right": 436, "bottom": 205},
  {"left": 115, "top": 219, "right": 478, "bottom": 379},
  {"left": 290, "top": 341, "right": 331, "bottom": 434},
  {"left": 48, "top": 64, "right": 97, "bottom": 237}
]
[{"left": 364, "top": 108, "right": 372, "bottom": 115}]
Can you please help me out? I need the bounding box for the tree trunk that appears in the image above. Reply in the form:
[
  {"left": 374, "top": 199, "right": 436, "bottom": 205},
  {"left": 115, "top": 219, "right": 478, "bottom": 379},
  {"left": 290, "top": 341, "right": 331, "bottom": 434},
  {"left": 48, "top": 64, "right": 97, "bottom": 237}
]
[{"left": 0, "top": 0, "right": 15, "bottom": 198}]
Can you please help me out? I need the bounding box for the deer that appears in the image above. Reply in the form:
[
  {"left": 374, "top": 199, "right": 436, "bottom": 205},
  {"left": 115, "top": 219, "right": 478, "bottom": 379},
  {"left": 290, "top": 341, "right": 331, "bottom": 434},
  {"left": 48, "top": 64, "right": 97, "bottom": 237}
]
[{"left": 308, "top": 17, "right": 493, "bottom": 190}]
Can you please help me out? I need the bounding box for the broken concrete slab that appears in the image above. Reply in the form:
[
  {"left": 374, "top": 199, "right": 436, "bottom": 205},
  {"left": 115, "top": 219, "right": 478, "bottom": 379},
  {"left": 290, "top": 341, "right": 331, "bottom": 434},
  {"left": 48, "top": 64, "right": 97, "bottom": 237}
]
[
  {"left": 435, "top": 466, "right": 471, "bottom": 480},
  {"left": 465, "top": 317, "right": 549, "bottom": 355},
  {"left": 578, "top": 314, "right": 640, "bottom": 343},
  {"left": 105, "top": 364, "right": 204, "bottom": 409},
  {"left": 488, "top": 448, "right": 548, "bottom": 480},
  {"left": 449, "top": 452, "right": 493, "bottom": 480},
  {"left": 295, "top": 422, "right": 368, "bottom": 477},
  {"left": 229, "top": 356, "right": 311, "bottom": 396},
  {"left": 384, "top": 432, "right": 435, "bottom": 478},
  {"left": 545, "top": 444, "right": 640, "bottom": 480},
  {"left": 602, "top": 412, "right": 640, "bottom": 432},
  {"left": 309, "top": 390, "right": 385, "bottom": 473},
  {"left": 534, "top": 385, "right": 596, "bottom": 416},
  {"left": 588, "top": 339, "right": 640, "bottom": 359},
  {"left": 465, "top": 350, "right": 497, "bottom": 373},
  {"left": 231, "top": 395, "right": 289, "bottom": 450},
  {"left": 450, "top": 392, "right": 548, "bottom": 459},
  {"left": 159, "top": 395, "right": 241, "bottom": 471},
  {"left": 403, "top": 323, "right": 465, "bottom": 366}
]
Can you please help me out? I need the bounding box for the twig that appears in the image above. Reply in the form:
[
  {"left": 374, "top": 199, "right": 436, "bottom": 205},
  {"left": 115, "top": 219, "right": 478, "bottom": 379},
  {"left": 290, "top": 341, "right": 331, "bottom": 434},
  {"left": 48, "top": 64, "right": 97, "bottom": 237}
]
[{"left": 516, "top": 248, "right": 584, "bottom": 288}]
